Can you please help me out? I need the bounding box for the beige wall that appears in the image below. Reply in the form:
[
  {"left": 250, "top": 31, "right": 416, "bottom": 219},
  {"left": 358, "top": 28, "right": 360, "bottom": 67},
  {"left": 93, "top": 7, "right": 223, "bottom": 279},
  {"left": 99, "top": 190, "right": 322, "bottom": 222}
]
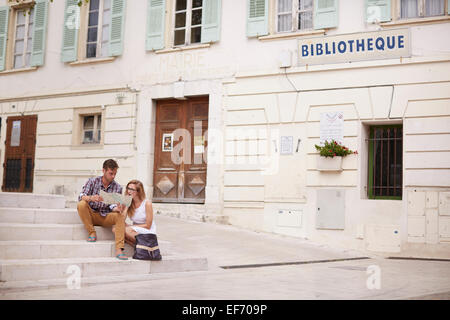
[{"left": 0, "top": 0, "right": 449, "bottom": 257}]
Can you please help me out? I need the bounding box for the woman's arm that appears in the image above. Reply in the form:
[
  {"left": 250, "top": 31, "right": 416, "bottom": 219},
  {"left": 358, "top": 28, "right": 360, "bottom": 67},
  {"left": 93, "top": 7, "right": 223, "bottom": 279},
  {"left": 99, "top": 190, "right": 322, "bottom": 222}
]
[{"left": 133, "top": 201, "right": 153, "bottom": 229}]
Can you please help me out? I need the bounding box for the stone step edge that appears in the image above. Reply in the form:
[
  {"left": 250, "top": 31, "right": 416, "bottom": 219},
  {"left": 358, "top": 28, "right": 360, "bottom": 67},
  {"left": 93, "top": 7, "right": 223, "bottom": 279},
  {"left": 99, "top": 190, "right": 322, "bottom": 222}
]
[
  {"left": 0, "top": 207, "right": 76, "bottom": 212},
  {"left": 0, "top": 268, "right": 215, "bottom": 293},
  {"left": 0, "top": 254, "right": 204, "bottom": 266}
]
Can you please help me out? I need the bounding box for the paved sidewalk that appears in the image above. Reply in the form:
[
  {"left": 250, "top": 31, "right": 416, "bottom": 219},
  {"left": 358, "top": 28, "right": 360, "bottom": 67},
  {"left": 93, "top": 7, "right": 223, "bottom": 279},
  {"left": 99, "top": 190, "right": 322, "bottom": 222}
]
[{"left": 1, "top": 215, "right": 450, "bottom": 300}]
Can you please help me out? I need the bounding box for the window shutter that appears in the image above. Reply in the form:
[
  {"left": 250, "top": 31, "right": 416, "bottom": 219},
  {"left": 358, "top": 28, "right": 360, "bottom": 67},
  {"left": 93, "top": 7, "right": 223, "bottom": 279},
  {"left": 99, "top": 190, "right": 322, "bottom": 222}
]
[
  {"left": 0, "top": 6, "right": 9, "bottom": 71},
  {"left": 448, "top": 0, "right": 450, "bottom": 14},
  {"left": 31, "top": 0, "right": 49, "bottom": 67},
  {"left": 61, "top": 0, "right": 79, "bottom": 63},
  {"left": 314, "top": 0, "right": 338, "bottom": 30},
  {"left": 109, "top": 0, "right": 126, "bottom": 56},
  {"left": 146, "top": 0, "right": 166, "bottom": 51},
  {"left": 365, "top": 0, "right": 391, "bottom": 23},
  {"left": 201, "top": 0, "right": 221, "bottom": 43},
  {"left": 247, "top": 0, "right": 268, "bottom": 37}
]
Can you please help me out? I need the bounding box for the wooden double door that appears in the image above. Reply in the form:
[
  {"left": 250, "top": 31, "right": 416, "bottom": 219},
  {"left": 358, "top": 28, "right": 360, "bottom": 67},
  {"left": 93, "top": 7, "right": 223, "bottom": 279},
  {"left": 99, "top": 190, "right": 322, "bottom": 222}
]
[
  {"left": 2, "top": 115, "right": 37, "bottom": 193},
  {"left": 153, "top": 97, "right": 208, "bottom": 203}
]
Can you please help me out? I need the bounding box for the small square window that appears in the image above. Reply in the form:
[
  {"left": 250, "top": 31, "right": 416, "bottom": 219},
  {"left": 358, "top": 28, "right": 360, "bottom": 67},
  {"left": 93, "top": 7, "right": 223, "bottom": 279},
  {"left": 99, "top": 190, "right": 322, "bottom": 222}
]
[{"left": 81, "top": 114, "right": 102, "bottom": 144}]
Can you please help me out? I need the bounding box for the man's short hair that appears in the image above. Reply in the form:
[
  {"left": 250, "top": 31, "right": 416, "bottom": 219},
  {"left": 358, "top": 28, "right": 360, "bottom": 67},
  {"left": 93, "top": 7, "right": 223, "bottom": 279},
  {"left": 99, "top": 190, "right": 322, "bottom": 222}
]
[{"left": 103, "top": 159, "right": 119, "bottom": 170}]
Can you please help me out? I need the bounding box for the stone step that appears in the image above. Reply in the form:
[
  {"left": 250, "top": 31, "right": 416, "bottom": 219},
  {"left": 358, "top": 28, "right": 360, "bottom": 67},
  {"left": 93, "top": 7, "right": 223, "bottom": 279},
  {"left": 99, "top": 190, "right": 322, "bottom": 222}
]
[
  {"left": 0, "top": 207, "right": 79, "bottom": 224},
  {"left": 0, "top": 240, "right": 114, "bottom": 260},
  {"left": 0, "top": 270, "right": 212, "bottom": 292},
  {"left": 0, "top": 192, "right": 66, "bottom": 209},
  {"left": 0, "top": 223, "right": 114, "bottom": 241},
  {"left": 0, "top": 240, "right": 172, "bottom": 260},
  {"left": 0, "top": 255, "right": 208, "bottom": 282}
]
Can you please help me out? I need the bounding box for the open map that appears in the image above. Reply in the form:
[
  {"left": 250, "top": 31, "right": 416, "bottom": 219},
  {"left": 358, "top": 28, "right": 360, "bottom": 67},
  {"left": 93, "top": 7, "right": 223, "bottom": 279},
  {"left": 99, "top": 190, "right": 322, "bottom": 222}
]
[{"left": 100, "top": 190, "right": 132, "bottom": 207}]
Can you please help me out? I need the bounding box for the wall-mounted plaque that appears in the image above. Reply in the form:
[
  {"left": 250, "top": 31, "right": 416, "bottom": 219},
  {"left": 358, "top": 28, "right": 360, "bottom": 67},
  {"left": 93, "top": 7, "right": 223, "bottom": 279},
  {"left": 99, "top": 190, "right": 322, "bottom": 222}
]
[{"left": 320, "top": 112, "right": 343, "bottom": 145}]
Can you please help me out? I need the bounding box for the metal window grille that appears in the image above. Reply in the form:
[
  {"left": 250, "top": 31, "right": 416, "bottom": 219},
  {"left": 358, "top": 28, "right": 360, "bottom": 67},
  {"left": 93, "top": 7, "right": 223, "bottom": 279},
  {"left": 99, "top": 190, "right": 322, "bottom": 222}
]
[
  {"left": 368, "top": 126, "right": 403, "bottom": 199},
  {"left": 4, "top": 159, "right": 21, "bottom": 190}
]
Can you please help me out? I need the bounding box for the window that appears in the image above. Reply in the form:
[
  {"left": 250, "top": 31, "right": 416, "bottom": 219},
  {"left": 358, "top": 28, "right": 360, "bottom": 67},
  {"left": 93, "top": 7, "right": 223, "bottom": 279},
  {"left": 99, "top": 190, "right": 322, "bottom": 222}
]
[
  {"left": 72, "top": 107, "right": 104, "bottom": 147},
  {"left": 61, "top": 0, "right": 125, "bottom": 63},
  {"left": 82, "top": 114, "right": 102, "bottom": 144},
  {"left": 86, "top": 0, "right": 111, "bottom": 58},
  {"left": 0, "top": 0, "right": 48, "bottom": 72},
  {"left": 173, "top": 0, "right": 203, "bottom": 46},
  {"left": 400, "top": 0, "right": 445, "bottom": 19},
  {"left": 277, "top": 0, "right": 313, "bottom": 33},
  {"left": 13, "top": 7, "right": 34, "bottom": 69},
  {"left": 368, "top": 125, "right": 403, "bottom": 200}
]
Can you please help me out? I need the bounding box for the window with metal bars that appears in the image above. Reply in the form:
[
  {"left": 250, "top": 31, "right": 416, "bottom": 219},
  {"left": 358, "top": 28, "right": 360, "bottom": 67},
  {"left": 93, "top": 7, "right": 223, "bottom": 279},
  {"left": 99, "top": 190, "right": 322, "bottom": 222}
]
[{"left": 368, "top": 125, "right": 403, "bottom": 199}]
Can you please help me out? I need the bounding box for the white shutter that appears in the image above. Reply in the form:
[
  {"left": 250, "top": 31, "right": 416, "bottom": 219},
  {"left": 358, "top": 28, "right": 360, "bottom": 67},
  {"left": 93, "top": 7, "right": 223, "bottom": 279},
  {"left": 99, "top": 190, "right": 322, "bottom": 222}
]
[
  {"left": 314, "top": 0, "right": 338, "bottom": 30},
  {"left": 0, "top": 6, "right": 9, "bottom": 71},
  {"left": 201, "top": 0, "right": 221, "bottom": 43},
  {"left": 61, "top": 0, "right": 80, "bottom": 62},
  {"left": 146, "top": 0, "right": 166, "bottom": 51},
  {"left": 247, "top": 0, "right": 269, "bottom": 37},
  {"left": 365, "top": 0, "right": 391, "bottom": 23},
  {"left": 31, "top": 0, "right": 49, "bottom": 67},
  {"left": 109, "top": 0, "right": 126, "bottom": 56}
]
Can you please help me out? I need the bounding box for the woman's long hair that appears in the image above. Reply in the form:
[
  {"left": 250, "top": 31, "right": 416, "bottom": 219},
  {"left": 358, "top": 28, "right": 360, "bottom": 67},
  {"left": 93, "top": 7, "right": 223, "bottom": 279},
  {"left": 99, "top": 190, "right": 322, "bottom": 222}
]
[{"left": 125, "top": 180, "right": 146, "bottom": 218}]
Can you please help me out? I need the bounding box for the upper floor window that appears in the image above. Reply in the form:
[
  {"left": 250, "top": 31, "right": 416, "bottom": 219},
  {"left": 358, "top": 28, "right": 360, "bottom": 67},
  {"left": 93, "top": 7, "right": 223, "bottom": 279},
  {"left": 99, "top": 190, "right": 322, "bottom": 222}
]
[
  {"left": 247, "top": 0, "right": 338, "bottom": 38},
  {"left": 86, "top": 0, "right": 111, "bottom": 58},
  {"left": 0, "top": 0, "right": 48, "bottom": 72},
  {"left": 13, "top": 7, "right": 34, "bottom": 69},
  {"left": 277, "top": 0, "right": 313, "bottom": 33},
  {"left": 61, "top": 0, "right": 125, "bottom": 63},
  {"left": 174, "top": 0, "right": 203, "bottom": 46},
  {"left": 366, "top": 0, "right": 449, "bottom": 25},
  {"left": 400, "top": 0, "right": 445, "bottom": 19},
  {"left": 146, "top": 0, "right": 221, "bottom": 51}
]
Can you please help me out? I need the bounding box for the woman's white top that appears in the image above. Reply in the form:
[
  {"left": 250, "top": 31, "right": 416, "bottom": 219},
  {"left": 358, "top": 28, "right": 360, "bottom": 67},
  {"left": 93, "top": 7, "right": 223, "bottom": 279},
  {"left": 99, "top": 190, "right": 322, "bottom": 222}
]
[{"left": 130, "top": 199, "right": 156, "bottom": 234}]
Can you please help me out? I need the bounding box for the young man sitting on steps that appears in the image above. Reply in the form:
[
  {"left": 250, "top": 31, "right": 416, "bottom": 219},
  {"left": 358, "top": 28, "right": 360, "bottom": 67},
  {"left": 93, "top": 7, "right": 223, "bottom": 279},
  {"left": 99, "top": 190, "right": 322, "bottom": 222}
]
[{"left": 77, "top": 159, "right": 128, "bottom": 260}]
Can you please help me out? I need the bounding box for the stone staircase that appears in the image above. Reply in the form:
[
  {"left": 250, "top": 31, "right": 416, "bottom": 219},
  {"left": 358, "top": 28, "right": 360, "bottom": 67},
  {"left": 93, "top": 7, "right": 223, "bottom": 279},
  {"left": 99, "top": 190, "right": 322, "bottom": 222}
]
[{"left": 0, "top": 192, "right": 208, "bottom": 291}]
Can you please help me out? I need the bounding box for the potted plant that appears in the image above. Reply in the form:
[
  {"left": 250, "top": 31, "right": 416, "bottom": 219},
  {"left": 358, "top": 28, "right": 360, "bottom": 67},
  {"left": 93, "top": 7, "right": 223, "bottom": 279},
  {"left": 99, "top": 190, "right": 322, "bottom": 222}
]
[{"left": 315, "top": 140, "right": 357, "bottom": 171}]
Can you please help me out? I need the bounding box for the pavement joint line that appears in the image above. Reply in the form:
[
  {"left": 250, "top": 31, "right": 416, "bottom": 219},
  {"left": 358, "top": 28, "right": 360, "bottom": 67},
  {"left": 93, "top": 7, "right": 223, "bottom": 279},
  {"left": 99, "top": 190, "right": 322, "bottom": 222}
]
[
  {"left": 387, "top": 257, "right": 450, "bottom": 262},
  {"left": 219, "top": 256, "right": 371, "bottom": 269}
]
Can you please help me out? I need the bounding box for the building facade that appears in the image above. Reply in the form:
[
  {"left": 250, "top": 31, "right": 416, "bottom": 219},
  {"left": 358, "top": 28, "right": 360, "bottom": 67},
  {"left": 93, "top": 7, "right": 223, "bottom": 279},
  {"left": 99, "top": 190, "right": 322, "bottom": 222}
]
[{"left": 0, "top": 0, "right": 449, "bottom": 258}]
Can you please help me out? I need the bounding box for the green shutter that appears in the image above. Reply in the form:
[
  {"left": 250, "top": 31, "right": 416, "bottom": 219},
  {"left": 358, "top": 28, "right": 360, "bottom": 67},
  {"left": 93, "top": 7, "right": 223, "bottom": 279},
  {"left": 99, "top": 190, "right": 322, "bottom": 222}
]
[
  {"left": 201, "top": 0, "right": 221, "bottom": 43},
  {"left": 365, "top": 0, "right": 391, "bottom": 23},
  {"left": 314, "top": 0, "right": 338, "bottom": 29},
  {"left": 109, "top": 0, "right": 126, "bottom": 56},
  {"left": 146, "top": 0, "right": 165, "bottom": 51},
  {"left": 448, "top": 0, "right": 450, "bottom": 14},
  {"left": 31, "top": 0, "right": 49, "bottom": 67},
  {"left": 61, "top": 0, "right": 79, "bottom": 63},
  {"left": 247, "top": 0, "right": 268, "bottom": 37},
  {"left": 0, "top": 6, "right": 9, "bottom": 71}
]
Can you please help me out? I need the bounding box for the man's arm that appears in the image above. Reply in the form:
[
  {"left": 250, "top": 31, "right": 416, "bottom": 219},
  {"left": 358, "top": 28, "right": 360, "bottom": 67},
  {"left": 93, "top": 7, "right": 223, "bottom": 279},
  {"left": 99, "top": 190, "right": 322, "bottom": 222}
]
[{"left": 78, "top": 178, "right": 102, "bottom": 202}]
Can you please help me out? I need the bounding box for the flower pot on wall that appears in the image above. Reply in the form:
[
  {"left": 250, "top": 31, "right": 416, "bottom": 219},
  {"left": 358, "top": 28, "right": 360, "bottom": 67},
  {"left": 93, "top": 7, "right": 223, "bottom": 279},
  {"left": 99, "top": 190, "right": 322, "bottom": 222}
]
[{"left": 317, "top": 156, "right": 343, "bottom": 172}]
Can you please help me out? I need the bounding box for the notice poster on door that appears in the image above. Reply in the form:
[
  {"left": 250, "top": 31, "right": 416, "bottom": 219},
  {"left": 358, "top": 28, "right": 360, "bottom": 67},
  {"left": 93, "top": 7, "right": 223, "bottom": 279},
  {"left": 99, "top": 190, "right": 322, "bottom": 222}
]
[
  {"left": 11, "top": 120, "right": 21, "bottom": 147},
  {"left": 320, "top": 112, "right": 343, "bottom": 145},
  {"left": 162, "top": 133, "right": 173, "bottom": 152}
]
